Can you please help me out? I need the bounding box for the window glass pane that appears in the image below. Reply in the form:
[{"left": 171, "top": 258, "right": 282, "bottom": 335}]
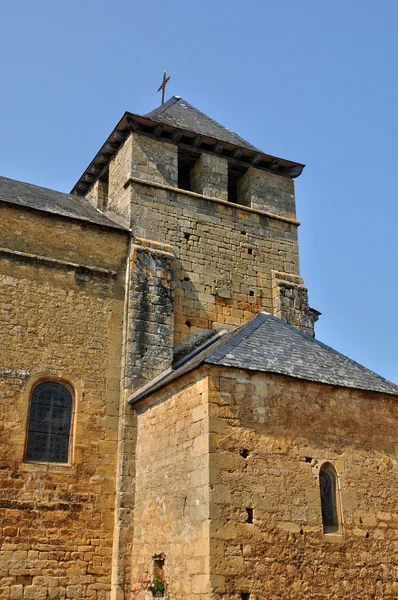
[
  {"left": 25, "top": 382, "right": 72, "bottom": 463},
  {"left": 51, "top": 405, "right": 72, "bottom": 434},
  {"left": 48, "top": 434, "right": 69, "bottom": 463},
  {"left": 25, "top": 431, "right": 49, "bottom": 462},
  {"left": 320, "top": 470, "right": 336, "bottom": 528},
  {"left": 28, "top": 403, "right": 52, "bottom": 432}
]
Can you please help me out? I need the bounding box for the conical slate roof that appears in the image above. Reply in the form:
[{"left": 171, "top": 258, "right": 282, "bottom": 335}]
[
  {"left": 145, "top": 96, "right": 259, "bottom": 151},
  {"left": 129, "top": 313, "right": 398, "bottom": 404}
]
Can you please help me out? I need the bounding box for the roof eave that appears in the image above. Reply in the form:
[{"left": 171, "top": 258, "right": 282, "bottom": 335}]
[{"left": 71, "top": 112, "right": 305, "bottom": 197}]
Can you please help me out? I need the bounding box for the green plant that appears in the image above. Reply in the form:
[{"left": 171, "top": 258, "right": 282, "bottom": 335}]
[{"left": 142, "top": 573, "right": 167, "bottom": 595}]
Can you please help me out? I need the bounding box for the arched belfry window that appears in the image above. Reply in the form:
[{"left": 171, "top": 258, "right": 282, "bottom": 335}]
[
  {"left": 25, "top": 382, "right": 73, "bottom": 463},
  {"left": 319, "top": 462, "right": 340, "bottom": 533}
]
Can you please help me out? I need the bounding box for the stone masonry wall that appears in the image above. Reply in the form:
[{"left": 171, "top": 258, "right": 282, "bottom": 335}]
[
  {"left": 191, "top": 154, "right": 228, "bottom": 202},
  {"left": 107, "top": 134, "right": 133, "bottom": 224},
  {"left": 105, "top": 133, "right": 178, "bottom": 227},
  {"left": 126, "top": 241, "right": 175, "bottom": 391},
  {"left": 130, "top": 374, "right": 211, "bottom": 600},
  {"left": 81, "top": 132, "right": 315, "bottom": 596},
  {"left": 90, "top": 132, "right": 306, "bottom": 350},
  {"left": 0, "top": 205, "right": 128, "bottom": 600},
  {"left": 130, "top": 134, "right": 178, "bottom": 189},
  {"left": 206, "top": 366, "right": 398, "bottom": 600},
  {"left": 88, "top": 179, "right": 109, "bottom": 212},
  {"left": 272, "top": 270, "right": 320, "bottom": 337},
  {"left": 127, "top": 180, "right": 300, "bottom": 349},
  {"left": 110, "top": 238, "right": 176, "bottom": 600},
  {"left": 237, "top": 168, "right": 296, "bottom": 219}
]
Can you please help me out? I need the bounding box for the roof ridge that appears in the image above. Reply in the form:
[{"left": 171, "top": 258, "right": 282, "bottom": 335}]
[
  {"left": 144, "top": 96, "right": 259, "bottom": 152},
  {"left": 145, "top": 96, "right": 181, "bottom": 118}
]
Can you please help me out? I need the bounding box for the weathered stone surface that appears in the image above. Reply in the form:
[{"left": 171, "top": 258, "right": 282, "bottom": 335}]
[
  {"left": 130, "top": 366, "right": 398, "bottom": 599},
  {"left": 191, "top": 153, "right": 228, "bottom": 201},
  {"left": 131, "top": 374, "right": 211, "bottom": 600},
  {"left": 238, "top": 167, "right": 296, "bottom": 219},
  {"left": 126, "top": 176, "right": 301, "bottom": 347},
  {"left": 1, "top": 104, "right": 366, "bottom": 600},
  {"left": 0, "top": 206, "right": 128, "bottom": 599},
  {"left": 272, "top": 270, "right": 319, "bottom": 336}
]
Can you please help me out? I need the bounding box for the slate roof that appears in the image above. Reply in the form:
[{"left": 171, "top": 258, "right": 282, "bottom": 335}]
[
  {"left": 72, "top": 96, "right": 305, "bottom": 196},
  {"left": 0, "top": 176, "right": 127, "bottom": 230},
  {"left": 129, "top": 313, "right": 398, "bottom": 404},
  {"left": 145, "top": 96, "right": 259, "bottom": 151}
]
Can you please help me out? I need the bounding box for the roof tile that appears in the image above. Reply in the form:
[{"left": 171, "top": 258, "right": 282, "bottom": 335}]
[
  {"left": 129, "top": 312, "right": 398, "bottom": 404},
  {"left": 0, "top": 176, "right": 127, "bottom": 230},
  {"left": 145, "top": 96, "right": 259, "bottom": 151},
  {"left": 206, "top": 313, "right": 398, "bottom": 395}
]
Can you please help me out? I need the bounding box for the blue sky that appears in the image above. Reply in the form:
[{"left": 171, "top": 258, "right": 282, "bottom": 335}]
[{"left": 1, "top": 0, "right": 397, "bottom": 382}]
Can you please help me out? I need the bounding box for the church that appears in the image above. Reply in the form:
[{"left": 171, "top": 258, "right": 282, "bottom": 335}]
[{"left": 1, "top": 96, "right": 397, "bottom": 600}]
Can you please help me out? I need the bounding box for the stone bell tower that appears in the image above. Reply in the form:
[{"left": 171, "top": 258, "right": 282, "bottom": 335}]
[
  {"left": 76, "top": 95, "right": 319, "bottom": 381},
  {"left": 73, "top": 95, "right": 318, "bottom": 598}
]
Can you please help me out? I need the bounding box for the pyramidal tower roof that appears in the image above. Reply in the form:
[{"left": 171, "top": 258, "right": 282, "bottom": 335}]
[
  {"left": 144, "top": 96, "right": 259, "bottom": 151},
  {"left": 72, "top": 96, "right": 304, "bottom": 195}
]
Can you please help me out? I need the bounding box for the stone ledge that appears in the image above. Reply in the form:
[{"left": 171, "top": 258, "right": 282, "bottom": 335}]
[
  {"left": 124, "top": 176, "right": 301, "bottom": 226},
  {"left": 0, "top": 246, "right": 118, "bottom": 275}
]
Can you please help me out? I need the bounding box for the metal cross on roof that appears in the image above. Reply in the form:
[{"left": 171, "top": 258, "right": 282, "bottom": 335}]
[{"left": 156, "top": 71, "right": 170, "bottom": 104}]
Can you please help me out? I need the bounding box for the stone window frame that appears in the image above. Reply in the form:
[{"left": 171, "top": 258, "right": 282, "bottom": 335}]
[
  {"left": 319, "top": 461, "right": 344, "bottom": 538},
  {"left": 23, "top": 376, "right": 77, "bottom": 468}
]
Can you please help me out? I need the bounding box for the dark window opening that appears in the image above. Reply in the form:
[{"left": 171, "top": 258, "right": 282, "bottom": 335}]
[
  {"left": 185, "top": 320, "right": 191, "bottom": 328},
  {"left": 249, "top": 290, "right": 254, "bottom": 297},
  {"left": 153, "top": 555, "right": 165, "bottom": 576},
  {"left": 152, "top": 554, "right": 166, "bottom": 596},
  {"left": 178, "top": 149, "right": 198, "bottom": 191},
  {"left": 228, "top": 164, "right": 248, "bottom": 205},
  {"left": 319, "top": 463, "right": 339, "bottom": 533},
  {"left": 305, "top": 457, "right": 312, "bottom": 463},
  {"left": 184, "top": 232, "right": 191, "bottom": 241},
  {"left": 240, "top": 448, "right": 250, "bottom": 458},
  {"left": 246, "top": 508, "right": 253, "bottom": 523},
  {"left": 25, "top": 382, "right": 73, "bottom": 463},
  {"left": 247, "top": 248, "right": 253, "bottom": 255},
  {"left": 241, "top": 593, "right": 250, "bottom": 600}
]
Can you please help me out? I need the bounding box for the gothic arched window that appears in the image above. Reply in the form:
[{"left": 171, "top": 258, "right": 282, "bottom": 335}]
[
  {"left": 319, "top": 462, "right": 340, "bottom": 533},
  {"left": 25, "top": 382, "right": 73, "bottom": 463}
]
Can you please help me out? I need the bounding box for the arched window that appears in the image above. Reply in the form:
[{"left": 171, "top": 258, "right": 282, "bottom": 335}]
[
  {"left": 319, "top": 462, "right": 340, "bottom": 533},
  {"left": 25, "top": 382, "right": 73, "bottom": 463}
]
